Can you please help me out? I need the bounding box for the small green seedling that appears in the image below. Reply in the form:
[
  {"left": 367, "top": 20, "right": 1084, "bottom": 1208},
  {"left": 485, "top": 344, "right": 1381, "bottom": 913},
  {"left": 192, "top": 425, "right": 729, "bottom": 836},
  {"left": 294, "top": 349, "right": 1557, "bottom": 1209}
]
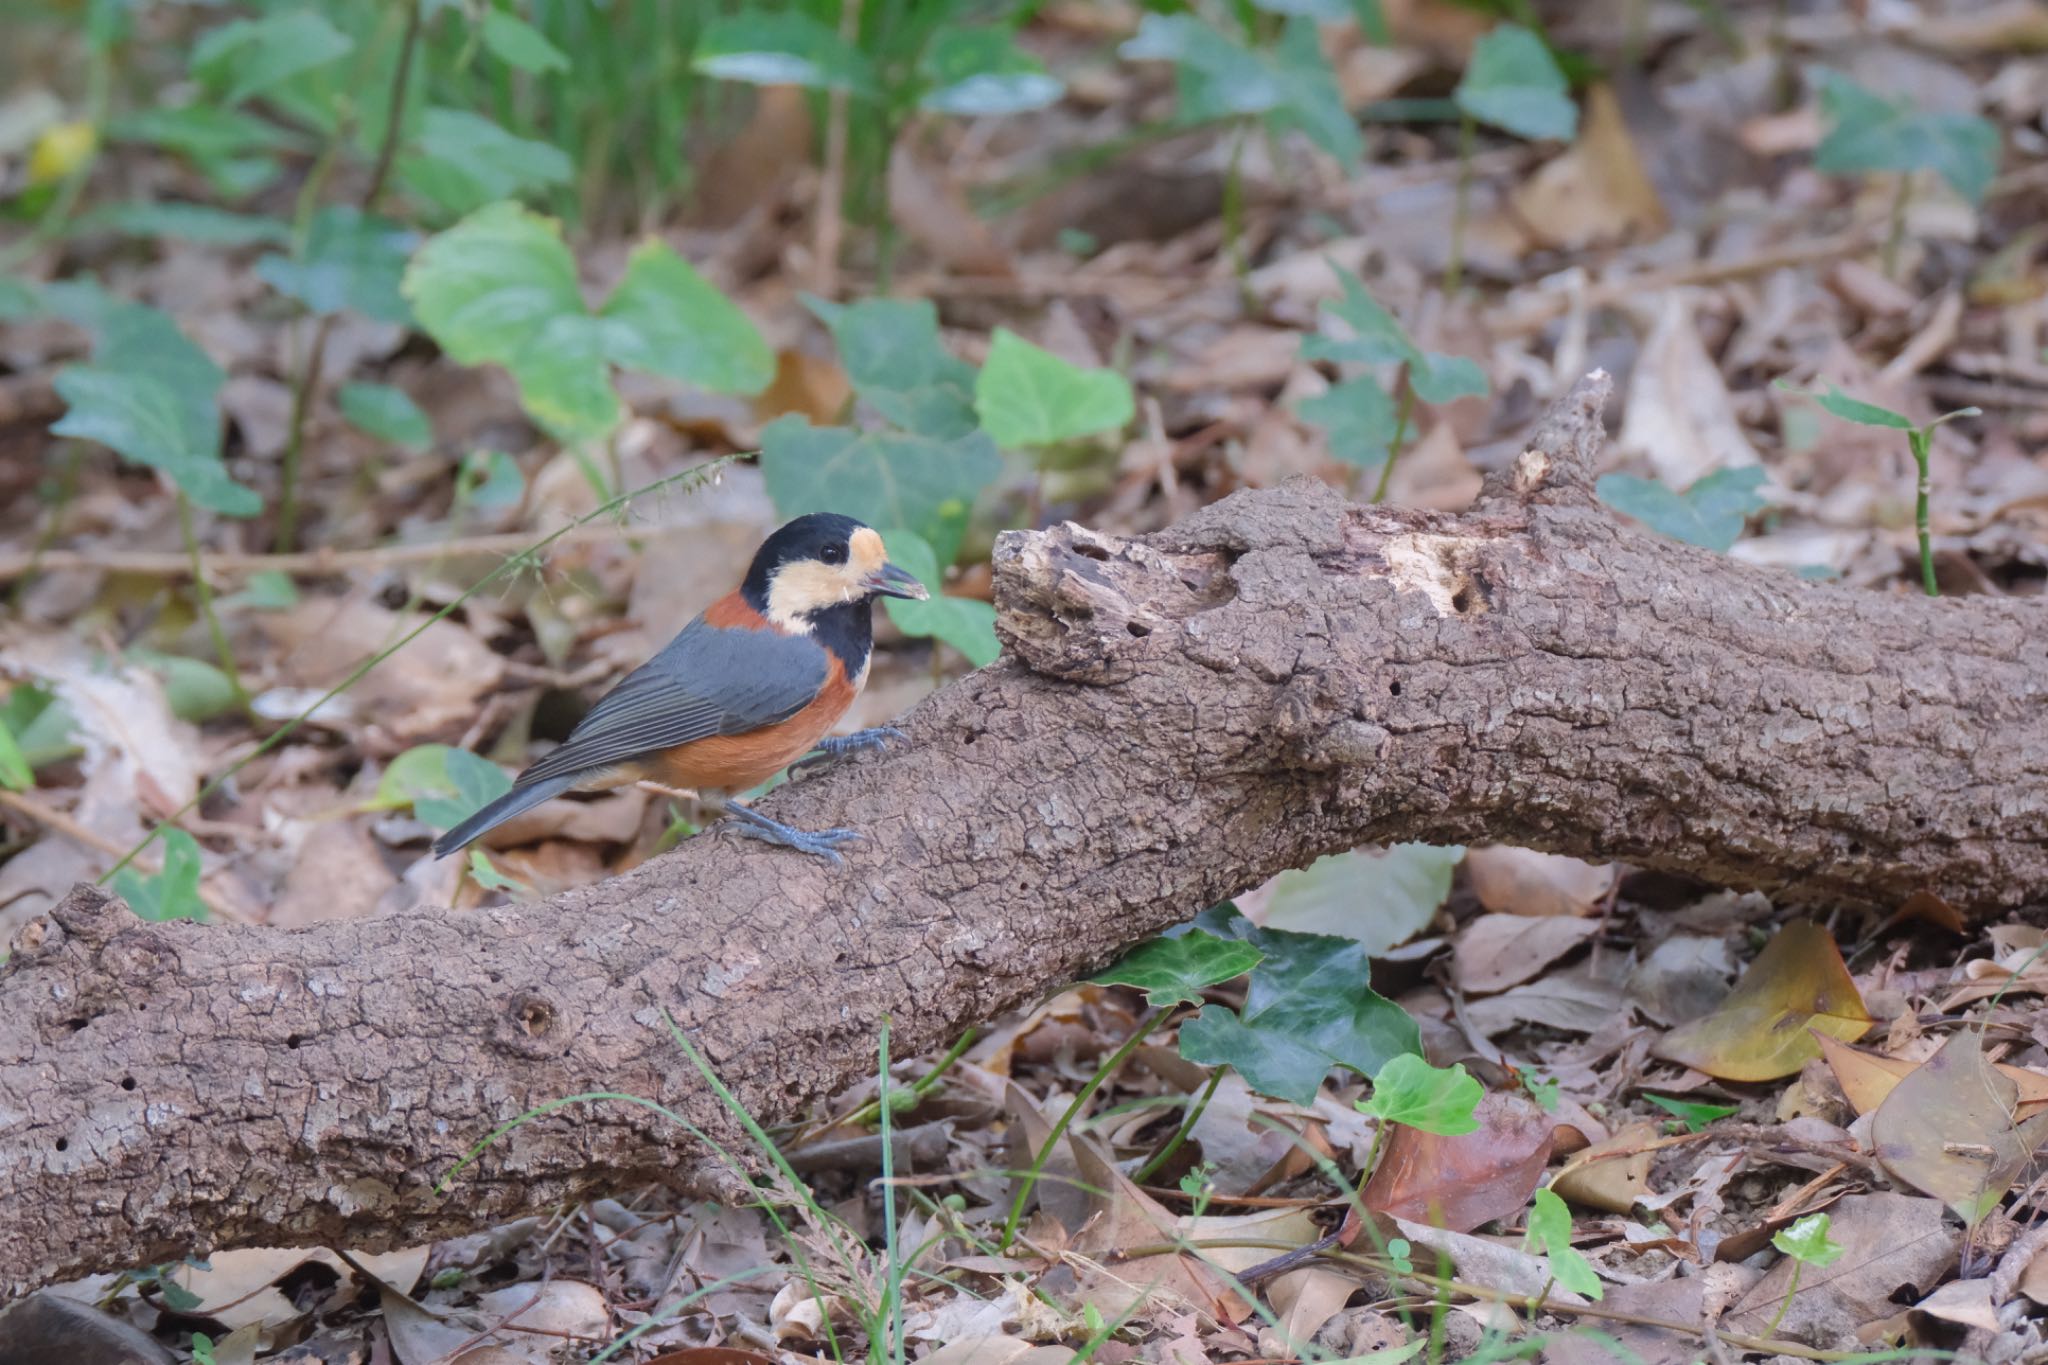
[
  {"left": 1299, "top": 264, "right": 1487, "bottom": 501},
  {"left": 1524, "top": 1186, "right": 1603, "bottom": 1302},
  {"left": 1777, "top": 382, "right": 1978, "bottom": 596},
  {"left": 1813, "top": 70, "right": 1999, "bottom": 278},
  {"left": 1644, "top": 1093, "right": 1737, "bottom": 1133},
  {"left": 1524, "top": 1074, "right": 1561, "bottom": 1113},
  {"left": 111, "top": 828, "right": 208, "bottom": 924},
  {"left": 1765, "top": 1212, "right": 1844, "bottom": 1335},
  {"left": 1352, "top": 1053, "right": 1484, "bottom": 1197},
  {"left": 1448, "top": 24, "right": 1576, "bottom": 292},
  {"left": 1595, "top": 467, "right": 1769, "bottom": 553}
]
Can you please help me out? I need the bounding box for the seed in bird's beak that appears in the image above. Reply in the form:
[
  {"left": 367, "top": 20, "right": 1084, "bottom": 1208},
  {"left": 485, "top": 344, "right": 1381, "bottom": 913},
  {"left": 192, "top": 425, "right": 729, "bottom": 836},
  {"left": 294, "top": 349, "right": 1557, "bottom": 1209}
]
[{"left": 868, "top": 561, "right": 928, "bottom": 600}]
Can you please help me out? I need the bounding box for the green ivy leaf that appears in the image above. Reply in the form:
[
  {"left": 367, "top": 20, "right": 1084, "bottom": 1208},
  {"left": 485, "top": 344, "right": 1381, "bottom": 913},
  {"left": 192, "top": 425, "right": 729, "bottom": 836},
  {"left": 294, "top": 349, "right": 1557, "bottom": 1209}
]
[
  {"left": 1261, "top": 844, "right": 1462, "bottom": 955},
  {"left": 112, "top": 828, "right": 208, "bottom": 924},
  {"left": 1644, "top": 1093, "right": 1738, "bottom": 1133},
  {"left": 1455, "top": 24, "right": 1577, "bottom": 142},
  {"left": 1305, "top": 266, "right": 1487, "bottom": 402},
  {"left": 1297, "top": 377, "right": 1398, "bottom": 468},
  {"left": 257, "top": 207, "right": 415, "bottom": 323},
  {"left": 879, "top": 529, "right": 1000, "bottom": 668},
  {"left": 1359, "top": 1053, "right": 1484, "bottom": 1135},
  {"left": 1525, "top": 1187, "right": 1603, "bottom": 1300},
  {"left": 1595, "top": 466, "right": 1768, "bottom": 553},
  {"left": 480, "top": 10, "right": 569, "bottom": 74},
  {"left": 338, "top": 382, "right": 433, "bottom": 452},
  {"left": 1177, "top": 907, "right": 1422, "bottom": 1106},
  {"left": 76, "top": 202, "right": 293, "bottom": 246},
  {"left": 759, "top": 417, "right": 1000, "bottom": 557},
  {"left": 599, "top": 239, "right": 774, "bottom": 395},
  {"left": 217, "top": 570, "right": 298, "bottom": 612},
  {"left": 805, "top": 295, "right": 980, "bottom": 439},
  {"left": 403, "top": 201, "right": 619, "bottom": 442},
  {"left": 1771, "top": 1212, "right": 1845, "bottom": 1268},
  {"left": 693, "top": 13, "right": 876, "bottom": 95},
  {"left": 401, "top": 108, "right": 573, "bottom": 216},
  {"left": 191, "top": 9, "right": 354, "bottom": 107},
  {"left": 1095, "top": 929, "right": 1265, "bottom": 1008},
  {"left": 973, "top": 328, "right": 1134, "bottom": 449},
  {"left": 370, "top": 745, "right": 512, "bottom": 829},
  {"left": 1776, "top": 379, "right": 1915, "bottom": 431},
  {"left": 1121, "top": 14, "right": 1359, "bottom": 163},
  {"left": 1815, "top": 70, "right": 1999, "bottom": 205},
  {"left": 53, "top": 369, "right": 257, "bottom": 516},
  {"left": 0, "top": 715, "right": 31, "bottom": 791},
  {"left": 919, "top": 30, "right": 1063, "bottom": 116},
  {"left": 458, "top": 450, "right": 526, "bottom": 510}
]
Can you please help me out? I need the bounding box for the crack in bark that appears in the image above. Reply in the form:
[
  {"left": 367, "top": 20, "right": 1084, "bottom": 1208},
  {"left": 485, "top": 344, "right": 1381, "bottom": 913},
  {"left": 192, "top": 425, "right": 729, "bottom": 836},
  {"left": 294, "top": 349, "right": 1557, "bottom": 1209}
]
[{"left": 2, "top": 373, "right": 2044, "bottom": 1296}]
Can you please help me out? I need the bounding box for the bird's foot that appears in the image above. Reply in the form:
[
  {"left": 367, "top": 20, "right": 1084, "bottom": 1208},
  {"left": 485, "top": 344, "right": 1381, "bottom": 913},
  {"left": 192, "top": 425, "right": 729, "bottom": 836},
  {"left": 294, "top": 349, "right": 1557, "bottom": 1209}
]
[
  {"left": 790, "top": 726, "right": 908, "bottom": 776},
  {"left": 721, "top": 801, "right": 863, "bottom": 865}
]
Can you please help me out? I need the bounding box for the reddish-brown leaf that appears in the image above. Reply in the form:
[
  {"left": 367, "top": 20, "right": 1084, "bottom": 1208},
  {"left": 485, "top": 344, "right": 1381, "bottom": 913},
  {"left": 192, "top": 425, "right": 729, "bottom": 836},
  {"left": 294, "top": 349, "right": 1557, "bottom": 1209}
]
[{"left": 1362, "top": 1091, "right": 1553, "bottom": 1231}]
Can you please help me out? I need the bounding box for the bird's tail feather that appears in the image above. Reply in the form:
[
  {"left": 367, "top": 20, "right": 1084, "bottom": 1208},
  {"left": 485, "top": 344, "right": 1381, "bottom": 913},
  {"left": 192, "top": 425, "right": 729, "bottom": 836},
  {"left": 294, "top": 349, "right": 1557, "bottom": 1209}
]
[{"left": 432, "top": 773, "right": 578, "bottom": 860}]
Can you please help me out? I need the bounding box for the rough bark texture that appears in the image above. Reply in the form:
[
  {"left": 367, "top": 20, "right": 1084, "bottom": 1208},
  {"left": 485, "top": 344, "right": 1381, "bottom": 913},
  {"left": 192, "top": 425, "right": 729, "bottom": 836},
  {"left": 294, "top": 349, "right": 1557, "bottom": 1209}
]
[{"left": 3, "top": 373, "right": 2043, "bottom": 1297}]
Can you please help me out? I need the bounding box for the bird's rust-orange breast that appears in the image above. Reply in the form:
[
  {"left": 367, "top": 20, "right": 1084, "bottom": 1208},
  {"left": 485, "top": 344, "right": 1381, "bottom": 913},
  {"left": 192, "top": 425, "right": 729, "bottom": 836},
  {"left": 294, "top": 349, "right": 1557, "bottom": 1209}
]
[{"left": 648, "top": 639, "right": 858, "bottom": 795}]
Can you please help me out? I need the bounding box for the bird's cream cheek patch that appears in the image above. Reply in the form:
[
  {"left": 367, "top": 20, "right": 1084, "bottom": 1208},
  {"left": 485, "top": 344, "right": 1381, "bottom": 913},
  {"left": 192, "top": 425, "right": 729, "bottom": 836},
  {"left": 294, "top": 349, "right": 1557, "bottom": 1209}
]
[{"left": 851, "top": 527, "right": 886, "bottom": 576}]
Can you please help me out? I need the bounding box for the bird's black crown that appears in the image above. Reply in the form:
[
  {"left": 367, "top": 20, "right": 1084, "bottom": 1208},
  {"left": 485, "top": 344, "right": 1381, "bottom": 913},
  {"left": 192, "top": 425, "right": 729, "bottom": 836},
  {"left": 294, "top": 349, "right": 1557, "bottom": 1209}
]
[{"left": 741, "top": 512, "right": 869, "bottom": 604}]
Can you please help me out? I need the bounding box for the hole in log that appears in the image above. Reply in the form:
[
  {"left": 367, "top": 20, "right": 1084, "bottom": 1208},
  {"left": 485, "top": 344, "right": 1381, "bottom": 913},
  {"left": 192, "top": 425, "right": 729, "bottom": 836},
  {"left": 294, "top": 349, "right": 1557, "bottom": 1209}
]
[
  {"left": 1451, "top": 585, "right": 1474, "bottom": 614},
  {"left": 519, "top": 1000, "right": 554, "bottom": 1037},
  {"left": 286, "top": 1033, "right": 304, "bottom": 1049},
  {"left": 1072, "top": 542, "right": 1111, "bottom": 562},
  {"left": 120, "top": 1076, "right": 137, "bottom": 1092},
  {"left": 1388, "top": 680, "right": 1403, "bottom": 697},
  {"left": 54, "top": 1138, "right": 68, "bottom": 1152},
  {"left": 1126, "top": 620, "right": 1151, "bottom": 638}
]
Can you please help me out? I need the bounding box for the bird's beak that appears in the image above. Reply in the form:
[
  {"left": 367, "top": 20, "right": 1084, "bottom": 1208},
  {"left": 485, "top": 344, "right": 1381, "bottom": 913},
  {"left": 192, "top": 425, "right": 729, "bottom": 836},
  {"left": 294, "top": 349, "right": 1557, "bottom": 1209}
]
[{"left": 866, "top": 561, "right": 929, "bottom": 600}]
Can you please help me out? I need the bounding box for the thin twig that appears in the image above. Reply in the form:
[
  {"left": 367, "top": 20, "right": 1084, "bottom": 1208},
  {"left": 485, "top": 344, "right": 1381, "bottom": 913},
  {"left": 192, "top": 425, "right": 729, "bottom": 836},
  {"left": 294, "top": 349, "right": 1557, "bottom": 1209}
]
[{"left": 0, "top": 516, "right": 711, "bottom": 583}]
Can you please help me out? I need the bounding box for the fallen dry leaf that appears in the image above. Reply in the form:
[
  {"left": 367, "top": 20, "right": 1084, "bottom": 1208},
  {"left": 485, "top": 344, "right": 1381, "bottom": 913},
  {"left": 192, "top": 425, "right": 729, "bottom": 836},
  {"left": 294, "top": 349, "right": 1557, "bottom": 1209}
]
[
  {"left": 258, "top": 596, "right": 505, "bottom": 747},
  {"left": 1453, "top": 913, "right": 1599, "bottom": 994},
  {"left": 1464, "top": 847, "right": 1614, "bottom": 918},
  {"left": 1815, "top": 1031, "right": 2048, "bottom": 1119},
  {"left": 1871, "top": 1028, "right": 2048, "bottom": 1225},
  {"left": 1362, "top": 1091, "right": 1553, "bottom": 1231},
  {"left": 1512, "top": 84, "right": 1668, "bottom": 251},
  {"left": 1550, "top": 1120, "right": 1658, "bottom": 1215},
  {"left": 1721, "top": 1193, "right": 1957, "bottom": 1341},
  {"left": 1614, "top": 290, "right": 1763, "bottom": 490},
  {"left": 1651, "top": 921, "right": 1870, "bottom": 1082}
]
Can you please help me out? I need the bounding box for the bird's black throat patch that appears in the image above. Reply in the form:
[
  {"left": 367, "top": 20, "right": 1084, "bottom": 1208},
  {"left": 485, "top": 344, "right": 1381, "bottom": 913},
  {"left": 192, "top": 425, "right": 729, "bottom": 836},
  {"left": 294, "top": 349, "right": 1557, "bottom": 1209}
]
[{"left": 804, "top": 599, "right": 874, "bottom": 679}]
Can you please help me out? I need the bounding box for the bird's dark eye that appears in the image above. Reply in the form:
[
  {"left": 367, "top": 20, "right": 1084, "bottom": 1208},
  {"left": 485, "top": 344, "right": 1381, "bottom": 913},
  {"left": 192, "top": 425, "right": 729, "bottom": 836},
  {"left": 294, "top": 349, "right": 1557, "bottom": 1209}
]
[{"left": 820, "top": 542, "right": 848, "bottom": 565}]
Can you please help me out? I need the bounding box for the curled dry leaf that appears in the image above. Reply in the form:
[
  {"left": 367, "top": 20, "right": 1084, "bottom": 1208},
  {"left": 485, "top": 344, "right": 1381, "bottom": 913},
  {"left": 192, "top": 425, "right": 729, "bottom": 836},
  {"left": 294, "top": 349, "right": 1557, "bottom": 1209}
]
[
  {"left": 1614, "top": 290, "right": 1763, "bottom": 490},
  {"left": 1870, "top": 1028, "right": 2048, "bottom": 1225},
  {"left": 1651, "top": 921, "right": 1871, "bottom": 1082},
  {"left": 1463, "top": 846, "right": 1615, "bottom": 918},
  {"left": 1453, "top": 913, "right": 1599, "bottom": 994}
]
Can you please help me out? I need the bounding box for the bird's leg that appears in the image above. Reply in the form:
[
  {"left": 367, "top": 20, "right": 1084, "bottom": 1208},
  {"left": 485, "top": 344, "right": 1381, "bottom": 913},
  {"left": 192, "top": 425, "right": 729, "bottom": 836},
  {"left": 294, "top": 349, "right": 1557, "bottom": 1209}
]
[
  {"left": 719, "top": 798, "right": 863, "bottom": 865},
  {"left": 789, "top": 726, "right": 909, "bottom": 776}
]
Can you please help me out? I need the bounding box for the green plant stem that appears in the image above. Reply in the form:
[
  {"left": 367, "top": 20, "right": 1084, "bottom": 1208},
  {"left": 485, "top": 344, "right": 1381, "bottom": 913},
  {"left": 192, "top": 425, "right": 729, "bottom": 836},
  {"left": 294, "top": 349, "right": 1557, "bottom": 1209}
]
[
  {"left": 1132, "top": 1067, "right": 1224, "bottom": 1185},
  {"left": 1353, "top": 1108, "right": 1392, "bottom": 1203},
  {"left": 878, "top": 1018, "right": 905, "bottom": 1365},
  {"left": 1370, "top": 374, "right": 1417, "bottom": 504},
  {"left": 274, "top": 0, "right": 423, "bottom": 556},
  {"left": 1223, "top": 121, "right": 1251, "bottom": 296},
  {"left": 101, "top": 459, "right": 734, "bottom": 882},
  {"left": 176, "top": 495, "right": 253, "bottom": 721},
  {"left": 998, "top": 1010, "right": 1168, "bottom": 1251},
  {"left": 1882, "top": 173, "right": 1913, "bottom": 281},
  {"left": 834, "top": 1027, "right": 979, "bottom": 1133},
  {"left": 1764, "top": 1260, "right": 1803, "bottom": 1338},
  {"left": 1444, "top": 112, "right": 1476, "bottom": 296},
  {"left": 1909, "top": 429, "right": 1937, "bottom": 597}
]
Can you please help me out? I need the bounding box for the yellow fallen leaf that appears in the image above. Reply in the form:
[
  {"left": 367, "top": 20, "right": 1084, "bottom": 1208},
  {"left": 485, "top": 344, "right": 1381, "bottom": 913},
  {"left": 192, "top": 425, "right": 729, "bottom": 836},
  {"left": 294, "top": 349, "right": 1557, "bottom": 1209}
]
[{"left": 1651, "top": 921, "right": 1870, "bottom": 1082}]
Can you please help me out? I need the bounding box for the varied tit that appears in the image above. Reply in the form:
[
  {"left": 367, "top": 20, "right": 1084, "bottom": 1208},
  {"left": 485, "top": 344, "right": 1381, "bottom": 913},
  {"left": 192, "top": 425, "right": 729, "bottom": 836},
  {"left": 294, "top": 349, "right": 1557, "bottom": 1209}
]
[{"left": 433, "top": 512, "right": 928, "bottom": 865}]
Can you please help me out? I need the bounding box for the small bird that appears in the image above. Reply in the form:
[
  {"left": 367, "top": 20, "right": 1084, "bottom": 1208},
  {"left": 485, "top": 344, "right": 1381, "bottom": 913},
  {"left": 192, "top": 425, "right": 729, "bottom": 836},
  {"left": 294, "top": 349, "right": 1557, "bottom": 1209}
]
[{"left": 433, "top": 512, "right": 928, "bottom": 865}]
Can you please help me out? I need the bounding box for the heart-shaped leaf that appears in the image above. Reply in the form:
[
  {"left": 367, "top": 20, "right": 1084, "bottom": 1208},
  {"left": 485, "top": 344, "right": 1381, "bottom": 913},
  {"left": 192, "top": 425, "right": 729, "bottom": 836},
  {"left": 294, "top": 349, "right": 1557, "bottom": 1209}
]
[
  {"left": 1094, "top": 928, "right": 1264, "bottom": 1008},
  {"left": 1596, "top": 466, "right": 1768, "bottom": 553},
  {"left": 879, "top": 529, "right": 1000, "bottom": 668},
  {"left": 1360, "top": 1053, "right": 1484, "bottom": 1135},
  {"left": 973, "top": 328, "right": 1134, "bottom": 449},
  {"left": 1455, "top": 24, "right": 1576, "bottom": 142},
  {"left": 759, "top": 418, "right": 1000, "bottom": 558},
  {"left": 805, "top": 295, "right": 980, "bottom": 439},
  {"left": 599, "top": 239, "right": 774, "bottom": 396},
  {"left": 1815, "top": 70, "right": 1999, "bottom": 205},
  {"left": 338, "top": 382, "right": 432, "bottom": 453}
]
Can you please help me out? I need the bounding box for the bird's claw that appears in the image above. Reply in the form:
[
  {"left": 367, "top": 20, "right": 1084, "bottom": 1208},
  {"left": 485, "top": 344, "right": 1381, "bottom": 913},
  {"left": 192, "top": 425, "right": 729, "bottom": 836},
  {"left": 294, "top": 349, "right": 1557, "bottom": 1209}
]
[
  {"left": 721, "top": 801, "right": 864, "bottom": 865},
  {"left": 791, "top": 725, "right": 909, "bottom": 776}
]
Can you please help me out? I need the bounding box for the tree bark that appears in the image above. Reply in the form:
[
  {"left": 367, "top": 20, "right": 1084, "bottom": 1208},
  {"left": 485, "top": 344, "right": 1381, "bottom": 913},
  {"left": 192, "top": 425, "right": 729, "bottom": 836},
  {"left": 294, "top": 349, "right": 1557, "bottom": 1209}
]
[{"left": 2, "top": 373, "right": 2042, "bottom": 1297}]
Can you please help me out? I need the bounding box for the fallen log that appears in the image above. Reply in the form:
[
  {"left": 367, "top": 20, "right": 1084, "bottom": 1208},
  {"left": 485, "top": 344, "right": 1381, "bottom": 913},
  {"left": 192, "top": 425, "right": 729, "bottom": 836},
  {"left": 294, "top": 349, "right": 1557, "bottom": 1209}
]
[{"left": 3, "top": 372, "right": 2042, "bottom": 1297}]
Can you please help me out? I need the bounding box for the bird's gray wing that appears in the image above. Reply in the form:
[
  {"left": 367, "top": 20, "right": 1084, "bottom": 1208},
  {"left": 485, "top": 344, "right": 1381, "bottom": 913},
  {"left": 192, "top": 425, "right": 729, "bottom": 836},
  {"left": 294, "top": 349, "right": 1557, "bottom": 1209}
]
[{"left": 515, "top": 618, "right": 829, "bottom": 786}]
